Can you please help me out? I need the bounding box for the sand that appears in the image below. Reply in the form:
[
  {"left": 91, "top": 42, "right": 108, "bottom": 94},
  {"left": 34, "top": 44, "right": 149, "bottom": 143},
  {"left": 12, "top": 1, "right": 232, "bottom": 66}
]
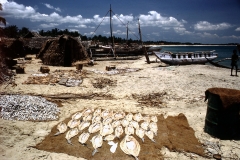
[{"left": 0, "top": 55, "right": 240, "bottom": 160}]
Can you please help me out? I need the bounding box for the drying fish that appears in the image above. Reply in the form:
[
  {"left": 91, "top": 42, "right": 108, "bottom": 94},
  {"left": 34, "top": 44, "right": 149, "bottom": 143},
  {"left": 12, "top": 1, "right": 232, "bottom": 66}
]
[
  {"left": 93, "top": 108, "right": 101, "bottom": 116},
  {"left": 78, "top": 132, "right": 90, "bottom": 145},
  {"left": 101, "top": 109, "right": 113, "bottom": 119},
  {"left": 142, "top": 115, "right": 151, "bottom": 122},
  {"left": 113, "top": 111, "right": 125, "bottom": 120},
  {"left": 125, "top": 124, "right": 135, "bottom": 135},
  {"left": 120, "top": 135, "right": 140, "bottom": 160},
  {"left": 82, "top": 108, "right": 94, "bottom": 116},
  {"left": 88, "top": 122, "right": 102, "bottom": 133},
  {"left": 108, "top": 141, "right": 118, "bottom": 153},
  {"left": 91, "top": 134, "right": 103, "bottom": 156},
  {"left": 104, "top": 134, "right": 116, "bottom": 141},
  {"left": 149, "top": 122, "right": 158, "bottom": 136},
  {"left": 65, "top": 128, "right": 79, "bottom": 145},
  {"left": 78, "top": 121, "right": 91, "bottom": 131},
  {"left": 115, "top": 125, "right": 124, "bottom": 138},
  {"left": 145, "top": 130, "right": 155, "bottom": 142},
  {"left": 54, "top": 122, "right": 67, "bottom": 136},
  {"left": 121, "top": 118, "right": 129, "bottom": 127},
  {"left": 136, "top": 127, "right": 145, "bottom": 142},
  {"left": 100, "top": 123, "right": 114, "bottom": 136},
  {"left": 126, "top": 113, "right": 133, "bottom": 121},
  {"left": 83, "top": 114, "right": 92, "bottom": 121},
  {"left": 103, "top": 117, "right": 113, "bottom": 124},
  {"left": 129, "top": 120, "right": 139, "bottom": 129},
  {"left": 112, "top": 120, "right": 121, "bottom": 128},
  {"left": 67, "top": 119, "right": 80, "bottom": 129},
  {"left": 92, "top": 115, "right": 102, "bottom": 123},
  {"left": 140, "top": 121, "right": 149, "bottom": 130},
  {"left": 150, "top": 115, "right": 158, "bottom": 123},
  {"left": 71, "top": 111, "right": 82, "bottom": 120},
  {"left": 133, "top": 113, "right": 142, "bottom": 122}
]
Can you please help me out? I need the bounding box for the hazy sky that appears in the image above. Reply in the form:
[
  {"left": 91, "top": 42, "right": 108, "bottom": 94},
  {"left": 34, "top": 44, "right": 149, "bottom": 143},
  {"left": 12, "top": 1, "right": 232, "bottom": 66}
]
[{"left": 1, "top": 0, "right": 240, "bottom": 44}]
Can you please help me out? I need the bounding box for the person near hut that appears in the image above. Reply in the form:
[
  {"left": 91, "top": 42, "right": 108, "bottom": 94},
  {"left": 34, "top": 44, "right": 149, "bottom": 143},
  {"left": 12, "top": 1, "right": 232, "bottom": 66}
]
[{"left": 231, "top": 49, "right": 239, "bottom": 76}]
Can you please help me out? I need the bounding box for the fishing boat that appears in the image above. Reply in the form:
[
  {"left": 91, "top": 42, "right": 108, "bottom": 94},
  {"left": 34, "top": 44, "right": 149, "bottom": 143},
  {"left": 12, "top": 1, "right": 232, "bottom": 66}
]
[
  {"left": 88, "top": 5, "right": 161, "bottom": 61},
  {"left": 153, "top": 50, "right": 218, "bottom": 65}
]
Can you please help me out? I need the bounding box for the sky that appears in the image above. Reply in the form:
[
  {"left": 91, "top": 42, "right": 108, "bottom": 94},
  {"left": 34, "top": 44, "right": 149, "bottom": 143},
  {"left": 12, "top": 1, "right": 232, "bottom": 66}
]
[{"left": 0, "top": 0, "right": 240, "bottom": 44}]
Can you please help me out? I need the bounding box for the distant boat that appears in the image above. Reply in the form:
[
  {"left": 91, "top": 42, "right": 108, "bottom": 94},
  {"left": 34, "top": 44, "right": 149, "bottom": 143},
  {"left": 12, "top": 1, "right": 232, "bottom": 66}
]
[{"left": 153, "top": 50, "right": 218, "bottom": 65}]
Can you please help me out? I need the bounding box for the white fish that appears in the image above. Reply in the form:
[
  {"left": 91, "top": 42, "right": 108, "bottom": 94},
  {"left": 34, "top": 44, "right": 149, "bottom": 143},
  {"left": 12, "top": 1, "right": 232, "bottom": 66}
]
[
  {"left": 142, "top": 115, "right": 151, "bottom": 122},
  {"left": 108, "top": 141, "right": 118, "bottom": 153},
  {"left": 133, "top": 113, "right": 142, "bottom": 122},
  {"left": 150, "top": 115, "right": 158, "bottom": 123},
  {"left": 103, "top": 117, "right": 113, "bottom": 124},
  {"left": 67, "top": 119, "right": 80, "bottom": 129},
  {"left": 115, "top": 125, "right": 124, "bottom": 138},
  {"left": 101, "top": 109, "right": 113, "bottom": 119},
  {"left": 100, "top": 123, "right": 114, "bottom": 136},
  {"left": 92, "top": 115, "right": 102, "bottom": 123},
  {"left": 88, "top": 122, "right": 102, "bottom": 133},
  {"left": 54, "top": 122, "right": 67, "bottom": 136},
  {"left": 126, "top": 113, "right": 133, "bottom": 121},
  {"left": 91, "top": 134, "right": 103, "bottom": 156},
  {"left": 112, "top": 120, "right": 121, "bottom": 128},
  {"left": 71, "top": 111, "right": 82, "bottom": 120},
  {"left": 78, "top": 121, "right": 91, "bottom": 131},
  {"left": 140, "top": 121, "right": 149, "bottom": 130},
  {"left": 149, "top": 122, "right": 158, "bottom": 136},
  {"left": 113, "top": 111, "right": 125, "bottom": 120},
  {"left": 104, "top": 134, "right": 116, "bottom": 141},
  {"left": 65, "top": 128, "right": 79, "bottom": 145},
  {"left": 83, "top": 114, "right": 92, "bottom": 121},
  {"left": 93, "top": 108, "right": 101, "bottom": 116},
  {"left": 120, "top": 135, "right": 140, "bottom": 160},
  {"left": 82, "top": 108, "right": 94, "bottom": 116},
  {"left": 136, "top": 127, "right": 145, "bottom": 142},
  {"left": 125, "top": 124, "right": 135, "bottom": 135},
  {"left": 121, "top": 118, "right": 129, "bottom": 127},
  {"left": 129, "top": 120, "right": 139, "bottom": 129},
  {"left": 78, "top": 132, "right": 90, "bottom": 145},
  {"left": 145, "top": 130, "right": 155, "bottom": 142}
]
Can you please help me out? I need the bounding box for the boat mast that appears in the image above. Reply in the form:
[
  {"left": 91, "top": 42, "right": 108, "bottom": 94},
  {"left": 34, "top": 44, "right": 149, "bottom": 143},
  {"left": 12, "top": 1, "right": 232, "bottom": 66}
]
[
  {"left": 110, "top": 4, "right": 116, "bottom": 58},
  {"left": 126, "top": 21, "right": 129, "bottom": 43},
  {"left": 138, "top": 19, "right": 150, "bottom": 64}
]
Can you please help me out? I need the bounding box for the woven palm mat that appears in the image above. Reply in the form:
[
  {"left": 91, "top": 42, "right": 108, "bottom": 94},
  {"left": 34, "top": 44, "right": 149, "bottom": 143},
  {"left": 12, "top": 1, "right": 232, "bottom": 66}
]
[{"left": 34, "top": 113, "right": 205, "bottom": 159}]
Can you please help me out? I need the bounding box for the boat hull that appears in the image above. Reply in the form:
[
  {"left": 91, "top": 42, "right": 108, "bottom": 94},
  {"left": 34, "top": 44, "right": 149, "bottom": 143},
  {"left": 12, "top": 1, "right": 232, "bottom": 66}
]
[{"left": 154, "top": 51, "right": 218, "bottom": 65}]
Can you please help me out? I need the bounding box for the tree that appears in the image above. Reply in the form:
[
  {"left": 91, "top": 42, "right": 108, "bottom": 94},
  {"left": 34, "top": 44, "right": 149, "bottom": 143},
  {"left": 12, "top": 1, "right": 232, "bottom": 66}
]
[
  {"left": 0, "top": 3, "right": 6, "bottom": 25},
  {"left": 3, "top": 25, "right": 18, "bottom": 38},
  {"left": 18, "top": 27, "right": 30, "bottom": 36}
]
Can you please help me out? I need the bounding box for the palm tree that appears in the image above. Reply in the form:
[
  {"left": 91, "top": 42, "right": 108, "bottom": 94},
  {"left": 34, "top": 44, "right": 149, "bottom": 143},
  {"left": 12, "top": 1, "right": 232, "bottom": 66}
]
[{"left": 0, "top": 3, "right": 6, "bottom": 25}]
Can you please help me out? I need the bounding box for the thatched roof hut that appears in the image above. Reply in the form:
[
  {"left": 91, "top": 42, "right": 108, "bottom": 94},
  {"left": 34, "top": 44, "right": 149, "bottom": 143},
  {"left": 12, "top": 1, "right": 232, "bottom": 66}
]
[{"left": 37, "top": 35, "right": 89, "bottom": 66}]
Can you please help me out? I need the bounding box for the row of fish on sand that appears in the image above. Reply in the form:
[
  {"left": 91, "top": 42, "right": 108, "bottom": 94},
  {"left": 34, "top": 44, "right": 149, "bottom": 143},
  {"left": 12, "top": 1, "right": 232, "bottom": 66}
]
[{"left": 55, "top": 108, "right": 158, "bottom": 160}]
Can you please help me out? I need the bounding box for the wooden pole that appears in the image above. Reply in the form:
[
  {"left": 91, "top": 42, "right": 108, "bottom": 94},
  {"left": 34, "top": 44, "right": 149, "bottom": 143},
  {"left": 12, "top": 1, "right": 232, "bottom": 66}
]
[
  {"left": 110, "top": 4, "right": 116, "bottom": 58},
  {"left": 138, "top": 19, "right": 150, "bottom": 64}
]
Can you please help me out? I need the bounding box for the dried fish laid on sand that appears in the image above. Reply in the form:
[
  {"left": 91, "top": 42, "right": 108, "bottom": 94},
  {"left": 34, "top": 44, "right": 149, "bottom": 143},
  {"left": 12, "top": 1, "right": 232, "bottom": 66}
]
[
  {"left": 120, "top": 135, "right": 141, "bottom": 160},
  {"left": 0, "top": 95, "right": 60, "bottom": 121}
]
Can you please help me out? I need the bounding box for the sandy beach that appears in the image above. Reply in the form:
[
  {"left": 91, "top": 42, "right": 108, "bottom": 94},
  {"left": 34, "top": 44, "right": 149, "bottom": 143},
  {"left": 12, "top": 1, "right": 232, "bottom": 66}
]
[{"left": 0, "top": 55, "right": 240, "bottom": 160}]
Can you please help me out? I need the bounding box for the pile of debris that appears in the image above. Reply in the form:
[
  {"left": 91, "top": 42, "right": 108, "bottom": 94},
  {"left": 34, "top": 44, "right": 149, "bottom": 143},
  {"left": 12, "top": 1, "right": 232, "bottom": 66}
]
[
  {"left": 23, "top": 69, "right": 83, "bottom": 87},
  {"left": 92, "top": 77, "right": 117, "bottom": 89},
  {"left": 132, "top": 92, "right": 167, "bottom": 108}
]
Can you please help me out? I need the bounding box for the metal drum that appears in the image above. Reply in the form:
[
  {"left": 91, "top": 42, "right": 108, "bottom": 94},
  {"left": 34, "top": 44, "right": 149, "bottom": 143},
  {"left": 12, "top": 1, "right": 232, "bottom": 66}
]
[{"left": 204, "top": 88, "right": 240, "bottom": 139}]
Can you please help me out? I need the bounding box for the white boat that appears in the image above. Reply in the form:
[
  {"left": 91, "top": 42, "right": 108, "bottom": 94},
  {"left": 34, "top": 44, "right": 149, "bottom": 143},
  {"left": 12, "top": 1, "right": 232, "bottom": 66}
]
[{"left": 153, "top": 50, "right": 218, "bottom": 65}]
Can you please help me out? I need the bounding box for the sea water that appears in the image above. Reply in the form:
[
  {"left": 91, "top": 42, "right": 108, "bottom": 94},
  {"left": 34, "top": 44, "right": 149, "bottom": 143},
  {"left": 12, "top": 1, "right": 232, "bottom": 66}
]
[{"left": 158, "top": 45, "right": 238, "bottom": 67}]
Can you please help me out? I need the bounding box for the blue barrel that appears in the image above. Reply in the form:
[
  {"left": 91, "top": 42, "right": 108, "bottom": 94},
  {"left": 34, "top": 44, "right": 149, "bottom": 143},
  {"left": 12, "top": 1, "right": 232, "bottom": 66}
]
[{"left": 204, "top": 88, "right": 240, "bottom": 139}]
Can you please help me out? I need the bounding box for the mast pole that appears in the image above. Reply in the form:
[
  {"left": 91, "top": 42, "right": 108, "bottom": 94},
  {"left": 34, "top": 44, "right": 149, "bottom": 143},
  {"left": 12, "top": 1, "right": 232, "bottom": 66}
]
[
  {"left": 126, "top": 21, "right": 129, "bottom": 43},
  {"left": 110, "top": 4, "right": 116, "bottom": 58},
  {"left": 138, "top": 19, "right": 150, "bottom": 64}
]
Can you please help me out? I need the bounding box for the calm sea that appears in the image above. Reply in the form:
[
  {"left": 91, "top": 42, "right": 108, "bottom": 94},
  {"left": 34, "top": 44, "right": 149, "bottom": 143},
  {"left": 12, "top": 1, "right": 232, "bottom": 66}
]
[{"left": 157, "top": 45, "right": 238, "bottom": 67}]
